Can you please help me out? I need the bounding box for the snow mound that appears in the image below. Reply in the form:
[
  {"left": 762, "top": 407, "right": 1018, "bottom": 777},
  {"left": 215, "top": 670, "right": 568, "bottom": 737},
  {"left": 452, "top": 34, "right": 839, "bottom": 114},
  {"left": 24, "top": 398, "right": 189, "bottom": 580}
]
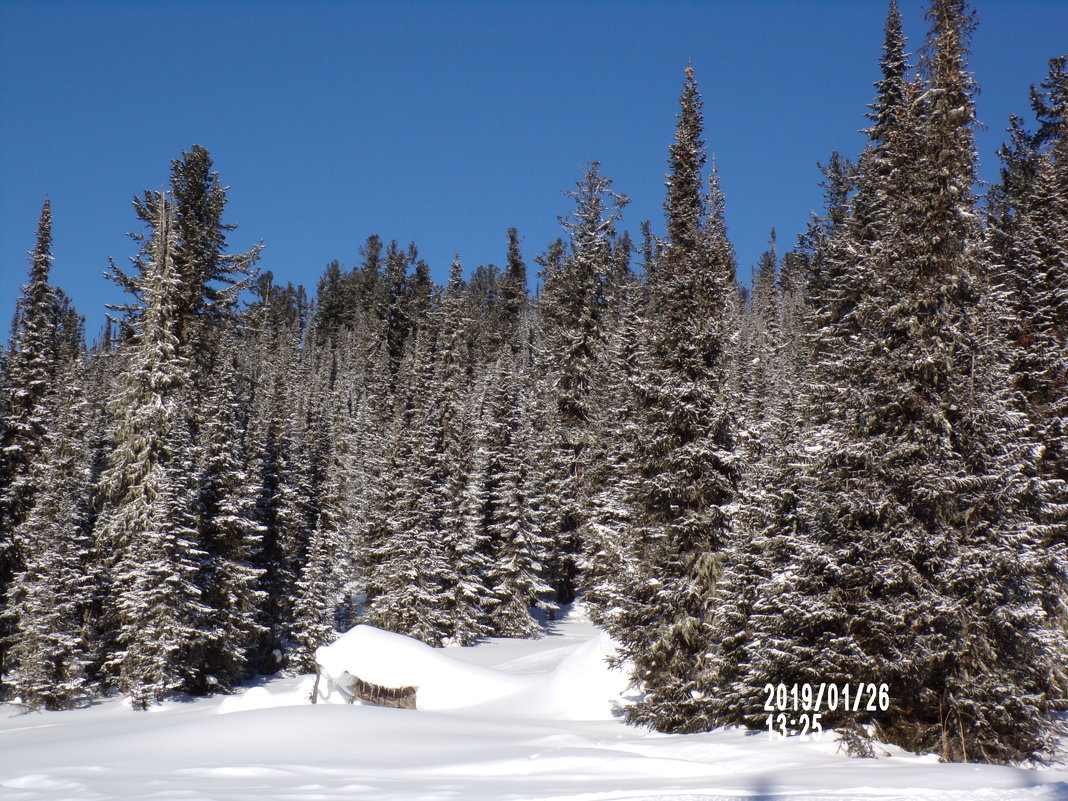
[
  {"left": 217, "top": 676, "right": 317, "bottom": 714},
  {"left": 473, "top": 630, "right": 630, "bottom": 720},
  {"left": 310, "top": 623, "right": 629, "bottom": 719},
  {"left": 313, "top": 624, "right": 528, "bottom": 710}
]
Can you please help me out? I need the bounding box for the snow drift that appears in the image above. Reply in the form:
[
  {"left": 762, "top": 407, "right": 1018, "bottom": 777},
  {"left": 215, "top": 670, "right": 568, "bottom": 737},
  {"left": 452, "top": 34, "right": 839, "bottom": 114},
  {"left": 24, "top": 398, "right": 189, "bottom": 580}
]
[{"left": 311, "top": 623, "right": 627, "bottom": 718}]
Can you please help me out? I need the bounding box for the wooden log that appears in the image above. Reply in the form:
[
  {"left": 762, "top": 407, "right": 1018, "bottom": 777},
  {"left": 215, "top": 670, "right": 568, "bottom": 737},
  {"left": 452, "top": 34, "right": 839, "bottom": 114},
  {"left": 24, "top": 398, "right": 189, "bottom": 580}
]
[{"left": 337, "top": 670, "right": 417, "bottom": 709}]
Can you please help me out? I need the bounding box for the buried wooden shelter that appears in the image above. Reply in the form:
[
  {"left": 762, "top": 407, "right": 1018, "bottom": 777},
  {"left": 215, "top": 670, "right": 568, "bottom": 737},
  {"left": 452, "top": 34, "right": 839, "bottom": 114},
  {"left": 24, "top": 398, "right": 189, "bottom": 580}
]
[{"left": 310, "top": 667, "right": 418, "bottom": 710}]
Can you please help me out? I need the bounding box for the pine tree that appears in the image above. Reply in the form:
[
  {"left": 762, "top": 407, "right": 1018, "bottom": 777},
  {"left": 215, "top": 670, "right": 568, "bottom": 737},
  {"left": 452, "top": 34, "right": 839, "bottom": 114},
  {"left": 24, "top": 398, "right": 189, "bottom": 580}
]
[
  {"left": 107, "top": 145, "right": 261, "bottom": 368},
  {"left": 3, "top": 360, "right": 96, "bottom": 710},
  {"left": 433, "top": 259, "right": 491, "bottom": 644},
  {"left": 709, "top": 1, "right": 1067, "bottom": 763},
  {"left": 500, "top": 227, "right": 529, "bottom": 348},
  {"left": 292, "top": 353, "right": 362, "bottom": 669},
  {"left": 581, "top": 270, "right": 646, "bottom": 628},
  {"left": 990, "top": 54, "right": 1068, "bottom": 650},
  {"left": 95, "top": 199, "right": 209, "bottom": 709},
  {"left": 188, "top": 344, "right": 267, "bottom": 691},
  {"left": 619, "top": 65, "right": 739, "bottom": 732},
  {"left": 537, "top": 162, "right": 628, "bottom": 604},
  {"left": 478, "top": 348, "right": 552, "bottom": 638},
  {"left": 247, "top": 338, "right": 315, "bottom": 673},
  {"left": 0, "top": 198, "right": 80, "bottom": 690},
  {"left": 366, "top": 328, "right": 453, "bottom": 645}
]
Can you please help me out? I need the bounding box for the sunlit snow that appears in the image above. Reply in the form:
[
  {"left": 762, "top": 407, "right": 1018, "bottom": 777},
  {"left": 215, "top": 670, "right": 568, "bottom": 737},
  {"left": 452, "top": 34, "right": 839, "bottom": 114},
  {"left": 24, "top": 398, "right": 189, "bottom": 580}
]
[{"left": 2, "top": 604, "right": 1066, "bottom": 800}]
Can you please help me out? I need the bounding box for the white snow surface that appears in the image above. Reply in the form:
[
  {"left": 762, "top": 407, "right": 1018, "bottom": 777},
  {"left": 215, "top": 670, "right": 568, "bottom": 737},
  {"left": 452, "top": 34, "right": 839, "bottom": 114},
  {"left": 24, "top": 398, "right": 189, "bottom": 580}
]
[{"left": 2, "top": 604, "right": 1067, "bottom": 801}]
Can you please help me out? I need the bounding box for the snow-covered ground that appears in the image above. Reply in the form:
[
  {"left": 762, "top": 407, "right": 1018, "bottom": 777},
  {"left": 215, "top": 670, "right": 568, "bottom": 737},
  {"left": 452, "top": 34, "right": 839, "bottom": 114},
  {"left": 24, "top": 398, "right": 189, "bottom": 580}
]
[{"left": 3, "top": 606, "right": 1067, "bottom": 801}]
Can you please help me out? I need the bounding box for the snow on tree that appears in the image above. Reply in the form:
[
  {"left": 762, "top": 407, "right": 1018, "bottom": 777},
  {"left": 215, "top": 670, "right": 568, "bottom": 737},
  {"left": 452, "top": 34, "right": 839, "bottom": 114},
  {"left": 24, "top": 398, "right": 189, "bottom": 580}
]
[
  {"left": 536, "top": 162, "right": 629, "bottom": 605},
  {"left": 187, "top": 341, "right": 267, "bottom": 691},
  {"left": 366, "top": 327, "right": 455, "bottom": 646},
  {"left": 3, "top": 359, "right": 96, "bottom": 710},
  {"left": 95, "top": 199, "right": 210, "bottom": 709},
  {"left": 0, "top": 199, "right": 82, "bottom": 687},
  {"left": 618, "top": 65, "right": 739, "bottom": 732},
  {"left": 709, "top": 0, "right": 1068, "bottom": 763},
  {"left": 477, "top": 347, "right": 553, "bottom": 638}
]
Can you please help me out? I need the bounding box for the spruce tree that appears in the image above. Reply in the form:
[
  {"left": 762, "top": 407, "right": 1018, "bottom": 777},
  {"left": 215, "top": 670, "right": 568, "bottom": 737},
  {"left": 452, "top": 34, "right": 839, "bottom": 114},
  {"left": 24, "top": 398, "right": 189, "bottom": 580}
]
[
  {"left": 3, "top": 360, "right": 96, "bottom": 710},
  {"left": 366, "top": 328, "right": 453, "bottom": 645},
  {"left": 536, "top": 162, "right": 628, "bottom": 604},
  {"left": 247, "top": 339, "right": 315, "bottom": 673},
  {"left": 95, "top": 199, "right": 209, "bottom": 709},
  {"left": 580, "top": 271, "right": 647, "bottom": 628},
  {"left": 478, "top": 348, "right": 552, "bottom": 638},
  {"left": 0, "top": 198, "right": 79, "bottom": 690},
  {"left": 710, "top": 1, "right": 1067, "bottom": 763},
  {"left": 434, "top": 259, "right": 491, "bottom": 644},
  {"left": 990, "top": 54, "right": 1068, "bottom": 647},
  {"left": 108, "top": 145, "right": 261, "bottom": 367},
  {"left": 619, "top": 65, "right": 739, "bottom": 732},
  {"left": 188, "top": 344, "right": 267, "bottom": 691}
]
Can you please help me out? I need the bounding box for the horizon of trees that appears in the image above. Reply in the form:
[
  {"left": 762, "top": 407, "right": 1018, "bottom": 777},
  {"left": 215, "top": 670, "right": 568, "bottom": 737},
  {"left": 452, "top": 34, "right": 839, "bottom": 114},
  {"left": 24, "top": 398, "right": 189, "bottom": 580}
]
[{"left": 1, "top": 0, "right": 1066, "bottom": 766}]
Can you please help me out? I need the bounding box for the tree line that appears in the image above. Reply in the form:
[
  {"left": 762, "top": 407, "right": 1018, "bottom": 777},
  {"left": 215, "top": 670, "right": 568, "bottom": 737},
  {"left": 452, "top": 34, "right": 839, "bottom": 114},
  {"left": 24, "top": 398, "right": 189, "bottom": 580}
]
[{"left": 1, "top": 0, "right": 1065, "bottom": 765}]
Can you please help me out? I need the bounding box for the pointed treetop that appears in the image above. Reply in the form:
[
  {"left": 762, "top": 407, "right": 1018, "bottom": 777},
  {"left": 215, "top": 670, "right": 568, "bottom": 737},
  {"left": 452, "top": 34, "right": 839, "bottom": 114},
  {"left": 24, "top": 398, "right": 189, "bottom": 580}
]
[
  {"left": 867, "top": 0, "right": 909, "bottom": 145},
  {"left": 703, "top": 158, "right": 734, "bottom": 270},
  {"left": 29, "top": 197, "right": 54, "bottom": 284},
  {"left": 1032, "top": 55, "right": 1068, "bottom": 151},
  {"left": 664, "top": 63, "right": 707, "bottom": 262},
  {"left": 506, "top": 227, "right": 526, "bottom": 286},
  {"left": 13, "top": 196, "right": 57, "bottom": 343},
  {"left": 920, "top": 0, "right": 977, "bottom": 92},
  {"left": 447, "top": 254, "right": 465, "bottom": 296}
]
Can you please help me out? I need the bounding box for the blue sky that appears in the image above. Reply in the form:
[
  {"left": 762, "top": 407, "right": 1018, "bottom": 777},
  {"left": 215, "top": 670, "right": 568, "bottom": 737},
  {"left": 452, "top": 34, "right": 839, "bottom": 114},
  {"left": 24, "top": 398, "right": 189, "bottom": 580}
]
[{"left": 2, "top": 0, "right": 1065, "bottom": 341}]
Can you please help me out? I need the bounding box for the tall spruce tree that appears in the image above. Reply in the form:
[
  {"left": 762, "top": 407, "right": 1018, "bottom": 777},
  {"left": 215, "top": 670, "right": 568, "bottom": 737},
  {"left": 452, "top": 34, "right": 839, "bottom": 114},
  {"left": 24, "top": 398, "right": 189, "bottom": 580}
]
[
  {"left": 95, "top": 199, "right": 210, "bottom": 709},
  {"left": 366, "top": 327, "right": 454, "bottom": 645},
  {"left": 108, "top": 146, "right": 261, "bottom": 364},
  {"left": 537, "top": 162, "right": 628, "bottom": 604},
  {"left": 0, "top": 199, "right": 80, "bottom": 690},
  {"left": 618, "top": 65, "right": 739, "bottom": 732},
  {"left": 990, "top": 54, "right": 1068, "bottom": 644},
  {"left": 710, "top": 1, "right": 1067, "bottom": 763}
]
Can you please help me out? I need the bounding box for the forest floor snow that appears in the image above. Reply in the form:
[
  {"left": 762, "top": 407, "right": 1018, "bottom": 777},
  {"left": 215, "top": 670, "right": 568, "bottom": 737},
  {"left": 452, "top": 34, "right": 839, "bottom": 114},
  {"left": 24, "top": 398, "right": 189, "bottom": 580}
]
[{"left": 2, "top": 604, "right": 1068, "bottom": 801}]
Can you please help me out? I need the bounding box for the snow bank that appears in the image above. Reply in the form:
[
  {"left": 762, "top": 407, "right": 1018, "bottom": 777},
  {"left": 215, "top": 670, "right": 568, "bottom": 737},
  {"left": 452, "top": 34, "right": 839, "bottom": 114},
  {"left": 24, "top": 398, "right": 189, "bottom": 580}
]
[
  {"left": 6, "top": 613, "right": 1068, "bottom": 801},
  {"left": 313, "top": 624, "right": 528, "bottom": 710},
  {"left": 217, "top": 676, "right": 317, "bottom": 714},
  {"left": 473, "top": 630, "right": 630, "bottom": 720},
  {"left": 311, "top": 623, "right": 629, "bottom": 719}
]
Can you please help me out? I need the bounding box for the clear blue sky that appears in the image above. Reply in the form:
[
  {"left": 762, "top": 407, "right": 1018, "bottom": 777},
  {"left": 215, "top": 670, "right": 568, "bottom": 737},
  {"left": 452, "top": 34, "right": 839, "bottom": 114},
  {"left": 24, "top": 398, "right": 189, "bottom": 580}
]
[{"left": 2, "top": 0, "right": 1065, "bottom": 341}]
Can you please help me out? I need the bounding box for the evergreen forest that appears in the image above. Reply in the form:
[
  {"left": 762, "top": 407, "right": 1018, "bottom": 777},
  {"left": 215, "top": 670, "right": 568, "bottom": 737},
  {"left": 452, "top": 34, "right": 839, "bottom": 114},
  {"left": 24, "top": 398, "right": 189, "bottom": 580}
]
[{"left": 2, "top": 0, "right": 1066, "bottom": 765}]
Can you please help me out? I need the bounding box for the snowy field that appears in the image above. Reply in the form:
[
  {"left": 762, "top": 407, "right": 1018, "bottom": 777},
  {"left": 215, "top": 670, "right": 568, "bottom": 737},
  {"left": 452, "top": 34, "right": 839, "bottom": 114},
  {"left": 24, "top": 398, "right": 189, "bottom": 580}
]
[{"left": 2, "top": 606, "right": 1067, "bottom": 801}]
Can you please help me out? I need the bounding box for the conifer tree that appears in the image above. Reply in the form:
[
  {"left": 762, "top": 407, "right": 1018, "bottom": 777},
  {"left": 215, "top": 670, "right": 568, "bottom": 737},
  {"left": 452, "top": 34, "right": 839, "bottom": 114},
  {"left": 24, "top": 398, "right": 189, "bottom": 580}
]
[
  {"left": 580, "top": 272, "right": 646, "bottom": 628},
  {"left": 990, "top": 54, "right": 1068, "bottom": 640},
  {"left": 248, "top": 343, "right": 315, "bottom": 673},
  {"left": 188, "top": 344, "right": 267, "bottom": 691},
  {"left": 95, "top": 199, "right": 209, "bottom": 709},
  {"left": 477, "top": 348, "right": 552, "bottom": 638},
  {"left": 710, "top": 1, "right": 1067, "bottom": 762},
  {"left": 3, "top": 360, "right": 95, "bottom": 710},
  {"left": 537, "top": 162, "right": 628, "bottom": 604},
  {"left": 367, "top": 328, "right": 453, "bottom": 645},
  {"left": 619, "top": 66, "right": 739, "bottom": 732},
  {"left": 292, "top": 347, "right": 364, "bottom": 668},
  {"left": 107, "top": 146, "right": 261, "bottom": 365},
  {"left": 1, "top": 198, "right": 80, "bottom": 689},
  {"left": 433, "top": 259, "right": 491, "bottom": 644},
  {"left": 500, "top": 227, "right": 529, "bottom": 347}
]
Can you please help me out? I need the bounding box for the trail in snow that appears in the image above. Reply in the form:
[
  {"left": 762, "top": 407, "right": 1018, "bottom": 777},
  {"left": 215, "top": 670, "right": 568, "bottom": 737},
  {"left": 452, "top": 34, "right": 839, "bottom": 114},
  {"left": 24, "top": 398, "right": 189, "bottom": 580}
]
[{"left": 2, "top": 604, "right": 1067, "bottom": 801}]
